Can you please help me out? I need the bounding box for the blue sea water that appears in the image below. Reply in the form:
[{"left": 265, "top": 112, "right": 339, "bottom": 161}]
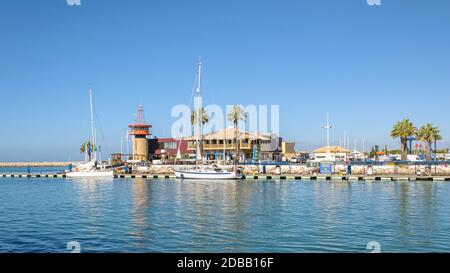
[{"left": 0, "top": 178, "right": 449, "bottom": 253}]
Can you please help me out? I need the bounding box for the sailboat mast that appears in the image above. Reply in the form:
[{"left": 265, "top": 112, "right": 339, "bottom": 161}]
[
  {"left": 195, "top": 60, "right": 202, "bottom": 163},
  {"left": 89, "top": 89, "right": 96, "bottom": 161},
  {"left": 95, "top": 127, "right": 99, "bottom": 161}
]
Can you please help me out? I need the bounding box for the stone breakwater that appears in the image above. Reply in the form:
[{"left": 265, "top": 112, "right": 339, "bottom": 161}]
[
  {"left": 134, "top": 164, "right": 450, "bottom": 176},
  {"left": 0, "top": 162, "right": 80, "bottom": 167}
]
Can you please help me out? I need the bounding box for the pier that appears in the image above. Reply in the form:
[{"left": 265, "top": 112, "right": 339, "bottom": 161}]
[{"left": 1, "top": 173, "right": 450, "bottom": 181}]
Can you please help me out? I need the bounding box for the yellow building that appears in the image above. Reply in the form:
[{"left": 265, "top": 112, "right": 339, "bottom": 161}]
[
  {"left": 314, "top": 146, "right": 351, "bottom": 162},
  {"left": 281, "top": 142, "right": 296, "bottom": 159},
  {"left": 185, "top": 127, "right": 280, "bottom": 161}
]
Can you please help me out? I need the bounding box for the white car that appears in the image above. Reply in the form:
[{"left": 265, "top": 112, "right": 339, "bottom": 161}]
[{"left": 407, "top": 155, "right": 425, "bottom": 162}]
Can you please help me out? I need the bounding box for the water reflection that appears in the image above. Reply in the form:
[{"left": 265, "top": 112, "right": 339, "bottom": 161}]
[
  {"left": 2, "top": 178, "right": 450, "bottom": 252},
  {"left": 172, "top": 180, "right": 246, "bottom": 252},
  {"left": 68, "top": 178, "right": 115, "bottom": 241},
  {"left": 130, "top": 179, "right": 149, "bottom": 245}
]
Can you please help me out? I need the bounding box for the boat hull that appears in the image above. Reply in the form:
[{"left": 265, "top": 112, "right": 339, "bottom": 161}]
[
  {"left": 66, "top": 170, "right": 114, "bottom": 178},
  {"left": 174, "top": 170, "right": 239, "bottom": 180}
]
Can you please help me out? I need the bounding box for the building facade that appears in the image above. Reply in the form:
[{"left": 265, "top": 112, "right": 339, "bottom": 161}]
[
  {"left": 148, "top": 137, "right": 189, "bottom": 161},
  {"left": 314, "top": 146, "right": 350, "bottom": 162},
  {"left": 185, "top": 128, "right": 282, "bottom": 162}
]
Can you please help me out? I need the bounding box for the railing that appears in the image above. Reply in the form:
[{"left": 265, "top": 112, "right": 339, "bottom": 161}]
[
  {"left": 187, "top": 142, "right": 256, "bottom": 150},
  {"left": 350, "top": 160, "right": 450, "bottom": 166}
]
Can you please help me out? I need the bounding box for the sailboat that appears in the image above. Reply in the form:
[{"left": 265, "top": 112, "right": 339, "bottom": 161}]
[
  {"left": 174, "top": 61, "right": 241, "bottom": 180},
  {"left": 66, "top": 89, "right": 114, "bottom": 178}
]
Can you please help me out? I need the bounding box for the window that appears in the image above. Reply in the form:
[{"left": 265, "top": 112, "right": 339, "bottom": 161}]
[
  {"left": 166, "top": 142, "right": 177, "bottom": 150},
  {"left": 159, "top": 142, "right": 177, "bottom": 150}
]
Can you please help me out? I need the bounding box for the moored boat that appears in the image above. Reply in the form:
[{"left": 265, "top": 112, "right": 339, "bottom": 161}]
[
  {"left": 175, "top": 60, "right": 241, "bottom": 180},
  {"left": 174, "top": 165, "right": 241, "bottom": 180},
  {"left": 66, "top": 169, "right": 114, "bottom": 178},
  {"left": 65, "top": 89, "right": 114, "bottom": 178}
]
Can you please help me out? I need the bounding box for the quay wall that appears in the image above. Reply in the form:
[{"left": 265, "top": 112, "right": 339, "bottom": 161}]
[{"left": 133, "top": 164, "right": 450, "bottom": 176}]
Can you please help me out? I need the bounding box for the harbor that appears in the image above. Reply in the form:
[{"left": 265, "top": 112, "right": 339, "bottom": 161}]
[{"left": 2, "top": 0, "right": 450, "bottom": 257}]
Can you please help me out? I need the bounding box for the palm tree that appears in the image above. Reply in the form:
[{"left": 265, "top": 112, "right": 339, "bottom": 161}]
[
  {"left": 191, "top": 108, "right": 210, "bottom": 160},
  {"left": 390, "top": 119, "right": 417, "bottom": 161},
  {"left": 417, "top": 123, "right": 442, "bottom": 161},
  {"left": 190, "top": 108, "right": 210, "bottom": 128},
  {"left": 227, "top": 105, "right": 247, "bottom": 163},
  {"left": 79, "top": 141, "right": 94, "bottom": 161}
]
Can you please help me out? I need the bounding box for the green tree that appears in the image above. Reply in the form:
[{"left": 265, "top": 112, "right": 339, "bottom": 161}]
[
  {"left": 227, "top": 105, "right": 247, "bottom": 163},
  {"left": 417, "top": 123, "right": 442, "bottom": 161},
  {"left": 390, "top": 119, "right": 417, "bottom": 161},
  {"left": 80, "top": 141, "right": 95, "bottom": 161},
  {"left": 191, "top": 108, "right": 210, "bottom": 160},
  {"left": 368, "top": 146, "right": 377, "bottom": 159}
]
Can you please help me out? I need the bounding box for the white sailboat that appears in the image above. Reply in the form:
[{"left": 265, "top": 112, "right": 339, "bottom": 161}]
[
  {"left": 174, "top": 165, "right": 240, "bottom": 180},
  {"left": 66, "top": 89, "right": 114, "bottom": 178},
  {"left": 174, "top": 61, "right": 241, "bottom": 180}
]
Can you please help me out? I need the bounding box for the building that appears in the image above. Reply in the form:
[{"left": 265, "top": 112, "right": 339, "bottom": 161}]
[
  {"left": 314, "top": 146, "right": 351, "bottom": 162},
  {"left": 185, "top": 127, "right": 281, "bottom": 162},
  {"left": 148, "top": 137, "right": 189, "bottom": 161},
  {"left": 281, "top": 141, "right": 296, "bottom": 159},
  {"left": 128, "top": 106, "right": 152, "bottom": 161}
]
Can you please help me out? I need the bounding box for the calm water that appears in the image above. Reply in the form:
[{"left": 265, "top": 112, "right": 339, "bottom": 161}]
[{"left": 0, "top": 178, "right": 449, "bottom": 253}]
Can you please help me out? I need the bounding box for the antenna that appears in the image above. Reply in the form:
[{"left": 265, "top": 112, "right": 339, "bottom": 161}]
[
  {"left": 323, "top": 112, "right": 333, "bottom": 155},
  {"left": 135, "top": 105, "right": 146, "bottom": 124}
]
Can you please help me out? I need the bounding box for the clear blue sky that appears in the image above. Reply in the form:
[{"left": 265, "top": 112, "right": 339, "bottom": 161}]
[{"left": 1, "top": 0, "right": 450, "bottom": 161}]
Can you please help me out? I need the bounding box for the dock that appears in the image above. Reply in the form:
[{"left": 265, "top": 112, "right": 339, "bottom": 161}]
[{"left": 1, "top": 173, "right": 450, "bottom": 182}]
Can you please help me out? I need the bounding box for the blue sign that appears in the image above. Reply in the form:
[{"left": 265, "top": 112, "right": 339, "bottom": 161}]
[{"left": 320, "top": 163, "right": 333, "bottom": 174}]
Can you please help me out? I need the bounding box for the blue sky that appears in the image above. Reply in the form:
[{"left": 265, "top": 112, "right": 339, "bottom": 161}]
[{"left": 1, "top": 0, "right": 450, "bottom": 161}]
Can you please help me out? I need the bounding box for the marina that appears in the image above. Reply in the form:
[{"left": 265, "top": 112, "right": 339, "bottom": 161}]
[{"left": 1, "top": 0, "right": 450, "bottom": 258}]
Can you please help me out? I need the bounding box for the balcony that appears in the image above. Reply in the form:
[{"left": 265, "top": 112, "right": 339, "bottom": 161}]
[{"left": 187, "top": 141, "right": 256, "bottom": 150}]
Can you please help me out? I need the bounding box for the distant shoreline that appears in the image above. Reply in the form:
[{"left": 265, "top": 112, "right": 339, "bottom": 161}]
[{"left": 0, "top": 162, "right": 80, "bottom": 167}]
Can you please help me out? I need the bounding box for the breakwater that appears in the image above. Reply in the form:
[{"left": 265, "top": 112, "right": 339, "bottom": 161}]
[{"left": 0, "top": 162, "right": 79, "bottom": 167}]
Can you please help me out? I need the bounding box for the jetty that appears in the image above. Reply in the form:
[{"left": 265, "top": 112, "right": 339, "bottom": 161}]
[{"left": 1, "top": 173, "right": 450, "bottom": 182}]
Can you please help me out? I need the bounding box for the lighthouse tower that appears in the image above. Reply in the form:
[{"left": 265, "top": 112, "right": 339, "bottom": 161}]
[{"left": 128, "top": 105, "right": 151, "bottom": 161}]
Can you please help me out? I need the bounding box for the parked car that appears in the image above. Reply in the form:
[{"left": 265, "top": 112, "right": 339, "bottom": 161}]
[{"left": 407, "top": 155, "right": 425, "bottom": 162}]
